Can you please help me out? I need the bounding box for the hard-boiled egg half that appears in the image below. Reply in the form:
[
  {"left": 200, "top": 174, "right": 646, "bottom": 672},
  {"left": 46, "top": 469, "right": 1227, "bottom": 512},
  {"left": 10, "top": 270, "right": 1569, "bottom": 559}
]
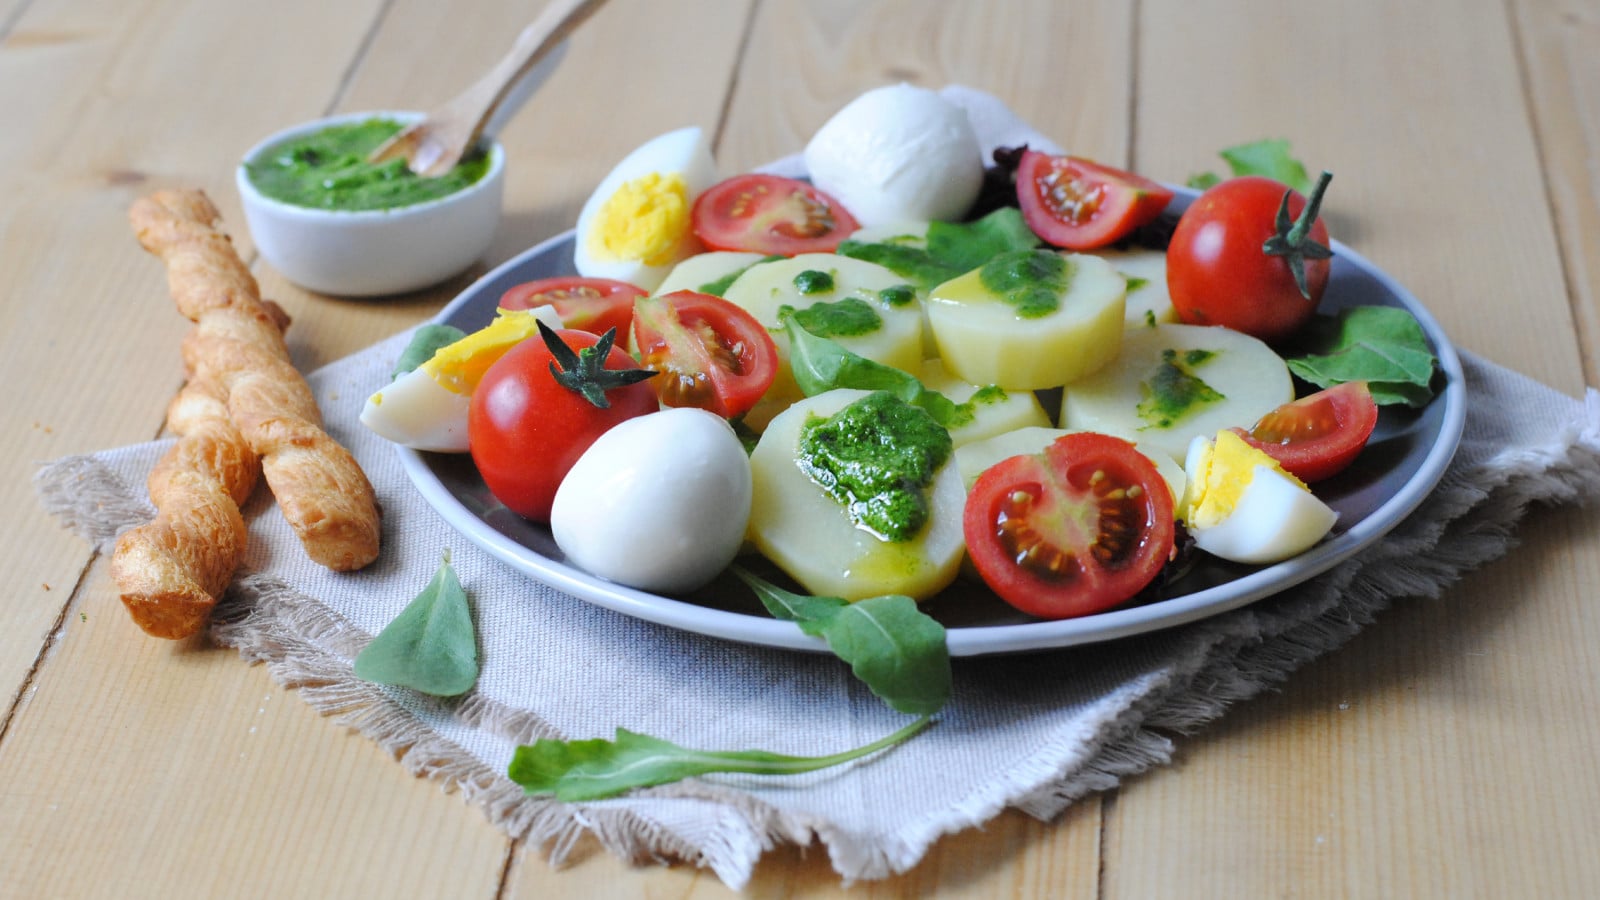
[
  {"left": 573, "top": 126, "right": 719, "bottom": 293},
  {"left": 1180, "top": 429, "right": 1338, "bottom": 565},
  {"left": 551, "top": 408, "right": 752, "bottom": 595},
  {"left": 360, "top": 306, "right": 561, "bottom": 452}
]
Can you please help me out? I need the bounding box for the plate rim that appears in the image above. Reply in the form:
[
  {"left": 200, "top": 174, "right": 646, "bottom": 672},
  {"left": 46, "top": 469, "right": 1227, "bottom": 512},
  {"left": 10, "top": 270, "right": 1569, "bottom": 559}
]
[{"left": 396, "top": 201, "right": 1467, "bottom": 657}]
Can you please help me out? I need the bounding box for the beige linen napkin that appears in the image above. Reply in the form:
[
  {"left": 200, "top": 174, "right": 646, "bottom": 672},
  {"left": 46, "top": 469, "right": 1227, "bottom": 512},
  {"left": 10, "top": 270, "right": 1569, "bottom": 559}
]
[{"left": 37, "top": 88, "right": 1600, "bottom": 889}]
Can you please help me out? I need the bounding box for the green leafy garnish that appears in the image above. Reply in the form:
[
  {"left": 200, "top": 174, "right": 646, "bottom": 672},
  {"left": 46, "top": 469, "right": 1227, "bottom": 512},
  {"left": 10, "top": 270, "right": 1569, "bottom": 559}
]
[
  {"left": 391, "top": 324, "right": 466, "bottom": 379},
  {"left": 778, "top": 308, "right": 968, "bottom": 428},
  {"left": 1285, "top": 306, "right": 1440, "bottom": 406},
  {"left": 837, "top": 207, "right": 1040, "bottom": 290},
  {"left": 1187, "top": 138, "right": 1314, "bottom": 194},
  {"left": 733, "top": 567, "right": 951, "bottom": 716},
  {"left": 353, "top": 550, "right": 478, "bottom": 697},
  {"left": 507, "top": 716, "right": 932, "bottom": 802}
]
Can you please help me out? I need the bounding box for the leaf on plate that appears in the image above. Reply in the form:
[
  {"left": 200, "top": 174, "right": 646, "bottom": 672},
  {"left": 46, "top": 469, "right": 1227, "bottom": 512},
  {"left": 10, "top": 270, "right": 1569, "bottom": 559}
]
[
  {"left": 836, "top": 207, "right": 1039, "bottom": 291},
  {"left": 1188, "top": 138, "right": 1313, "bottom": 194},
  {"left": 777, "top": 309, "right": 969, "bottom": 430},
  {"left": 507, "top": 717, "right": 933, "bottom": 802},
  {"left": 733, "top": 567, "right": 951, "bottom": 716},
  {"left": 391, "top": 323, "right": 467, "bottom": 380},
  {"left": 353, "top": 550, "right": 479, "bottom": 697},
  {"left": 1284, "top": 306, "right": 1440, "bottom": 407}
]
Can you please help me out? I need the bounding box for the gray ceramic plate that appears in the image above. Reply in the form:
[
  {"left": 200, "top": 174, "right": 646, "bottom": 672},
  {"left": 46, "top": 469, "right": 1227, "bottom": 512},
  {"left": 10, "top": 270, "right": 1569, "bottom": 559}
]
[{"left": 396, "top": 191, "right": 1466, "bottom": 656}]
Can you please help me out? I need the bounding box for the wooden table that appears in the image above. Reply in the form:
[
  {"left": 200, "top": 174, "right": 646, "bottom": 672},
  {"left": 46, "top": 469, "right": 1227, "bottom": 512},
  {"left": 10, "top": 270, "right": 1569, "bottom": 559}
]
[{"left": 3, "top": 0, "right": 1596, "bottom": 895}]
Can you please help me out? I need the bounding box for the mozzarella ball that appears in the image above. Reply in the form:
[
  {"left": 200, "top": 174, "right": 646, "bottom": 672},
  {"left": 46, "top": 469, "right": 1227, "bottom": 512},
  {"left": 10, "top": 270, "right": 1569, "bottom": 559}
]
[
  {"left": 550, "top": 408, "right": 752, "bottom": 594},
  {"left": 573, "top": 126, "right": 720, "bottom": 292},
  {"left": 803, "top": 83, "right": 984, "bottom": 226},
  {"left": 1180, "top": 430, "right": 1338, "bottom": 565}
]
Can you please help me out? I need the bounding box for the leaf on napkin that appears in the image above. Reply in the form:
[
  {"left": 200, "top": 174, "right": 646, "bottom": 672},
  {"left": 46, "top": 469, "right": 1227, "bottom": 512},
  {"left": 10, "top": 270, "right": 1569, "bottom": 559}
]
[
  {"left": 391, "top": 323, "right": 467, "bottom": 380},
  {"left": 733, "top": 566, "right": 952, "bottom": 717},
  {"left": 353, "top": 550, "right": 479, "bottom": 697},
  {"left": 508, "top": 717, "right": 932, "bottom": 802},
  {"left": 1285, "top": 306, "right": 1440, "bottom": 407}
]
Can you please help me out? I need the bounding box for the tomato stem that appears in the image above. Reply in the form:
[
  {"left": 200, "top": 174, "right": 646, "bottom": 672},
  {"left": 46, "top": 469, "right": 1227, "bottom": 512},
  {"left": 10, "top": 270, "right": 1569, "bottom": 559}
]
[
  {"left": 1262, "top": 169, "right": 1334, "bottom": 300},
  {"left": 538, "top": 320, "right": 656, "bottom": 409}
]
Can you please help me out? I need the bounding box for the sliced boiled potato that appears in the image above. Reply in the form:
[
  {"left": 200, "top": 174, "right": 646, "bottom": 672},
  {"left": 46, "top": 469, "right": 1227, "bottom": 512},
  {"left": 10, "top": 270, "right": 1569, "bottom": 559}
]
[
  {"left": 954, "top": 425, "right": 1185, "bottom": 505},
  {"left": 654, "top": 250, "right": 772, "bottom": 296},
  {"left": 747, "top": 389, "right": 965, "bottom": 601},
  {"left": 1091, "top": 246, "right": 1177, "bottom": 327},
  {"left": 724, "top": 253, "right": 924, "bottom": 430},
  {"left": 845, "top": 220, "right": 931, "bottom": 248},
  {"left": 924, "top": 250, "right": 1126, "bottom": 390},
  {"left": 917, "top": 358, "right": 1050, "bottom": 448},
  {"left": 1060, "top": 321, "right": 1293, "bottom": 463}
]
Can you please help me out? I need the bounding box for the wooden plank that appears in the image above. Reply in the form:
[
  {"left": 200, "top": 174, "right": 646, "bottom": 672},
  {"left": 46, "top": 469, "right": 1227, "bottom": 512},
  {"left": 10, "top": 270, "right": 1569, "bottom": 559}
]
[
  {"left": 1109, "top": 0, "right": 1600, "bottom": 895},
  {"left": 1512, "top": 0, "right": 1600, "bottom": 384}
]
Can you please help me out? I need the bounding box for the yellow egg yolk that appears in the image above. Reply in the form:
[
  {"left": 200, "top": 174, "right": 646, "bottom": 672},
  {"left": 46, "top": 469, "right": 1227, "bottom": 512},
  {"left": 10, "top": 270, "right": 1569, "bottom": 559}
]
[
  {"left": 588, "top": 172, "right": 690, "bottom": 265},
  {"left": 1182, "top": 430, "right": 1310, "bottom": 528},
  {"left": 421, "top": 309, "right": 547, "bottom": 394}
]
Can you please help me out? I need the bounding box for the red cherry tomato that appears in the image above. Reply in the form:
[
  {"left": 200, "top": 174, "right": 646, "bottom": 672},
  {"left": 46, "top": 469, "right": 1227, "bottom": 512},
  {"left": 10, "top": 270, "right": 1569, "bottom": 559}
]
[
  {"left": 1167, "top": 174, "right": 1333, "bottom": 343},
  {"left": 963, "top": 433, "right": 1175, "bottom": 620},
  {"left": 629, "top": 290, "right": 778, "bottom": 420},
  {"left": 468, "top": 326, "right": 659, "bottom": 522},
  {"left": 691, "top": 174, "right": 860, "bottom": 255},
  {"left": 1015, "top": 151, "right": 1173, "bottom": 250},
  {"left": 498, "top": 276, "right": 646, "bottom": 338},
  {"left": 1231, "top": 381, "right": 1379, "bottom": 483}
]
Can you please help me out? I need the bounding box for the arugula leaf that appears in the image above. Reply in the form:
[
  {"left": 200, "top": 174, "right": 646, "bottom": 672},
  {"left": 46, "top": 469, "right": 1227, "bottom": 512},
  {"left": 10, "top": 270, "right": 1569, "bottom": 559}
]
[
  {"left": 837, "top": 207, "right": 1040, "bottom": 290},
  {"left": 1285, "top": 306, "right": 1440, "bottom": 407},
  {"left": 778, "top": 308, "right": 968, "bottom": 428},
  {"left": 353, "top": 550, "right": 479, "bottom": 697},
  {"left": 733, "top": 567, "right": 951, "bottom": 716},
  {"left": 391, "top": 324, "right": 467, "bottom": 379},
  {"left": 508, "top": 716, "right": 933, "bottom": 802},
  {"left": 1187, "top": 138, "right": 1313, "bottom": 194}
]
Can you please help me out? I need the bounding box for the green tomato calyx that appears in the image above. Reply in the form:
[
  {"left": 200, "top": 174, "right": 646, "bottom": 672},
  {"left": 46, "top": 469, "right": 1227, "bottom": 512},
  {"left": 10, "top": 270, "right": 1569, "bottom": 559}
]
[{"left": 1262, "top": 169, "right": 1335, "bottom": 300}]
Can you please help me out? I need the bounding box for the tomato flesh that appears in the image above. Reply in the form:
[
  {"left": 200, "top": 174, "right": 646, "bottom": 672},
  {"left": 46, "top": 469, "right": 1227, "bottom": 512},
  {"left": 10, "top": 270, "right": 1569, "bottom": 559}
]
[
  {"left": 1015, "top": 151, "right": 1173, "bottom": 250},
  {"left": 692, "top": 174, "right": 860, "bottom": 255},
  {"left": 499, "top": 276, "right": 645, "bottom": 338},
  {"left": 629, "top": 290, "right": 778, "bottom": 420},
  {"left": 1231, "top": 381, "right": 1378, "bottom": 483},
  {"left": 1167, "top": 175, "right": 1331, "bottom": 343},
  {"left": 964, "top": 433, "right": 1175, "bottom": 619},
  {"left": 468, "top": 328, "right": 658, "bottom": 522}
]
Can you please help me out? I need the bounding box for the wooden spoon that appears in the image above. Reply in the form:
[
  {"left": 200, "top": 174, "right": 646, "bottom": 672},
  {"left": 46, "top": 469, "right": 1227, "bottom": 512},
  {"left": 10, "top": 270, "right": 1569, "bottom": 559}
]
[{"left": 368, "top": 0, "right": 609, "bottom": 177}]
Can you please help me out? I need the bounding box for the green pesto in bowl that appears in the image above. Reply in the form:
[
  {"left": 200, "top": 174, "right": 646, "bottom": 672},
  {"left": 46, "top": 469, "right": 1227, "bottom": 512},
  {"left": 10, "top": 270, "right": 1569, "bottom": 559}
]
[{"left": 244, "top": 117, "right": 491, "bottom": 212}]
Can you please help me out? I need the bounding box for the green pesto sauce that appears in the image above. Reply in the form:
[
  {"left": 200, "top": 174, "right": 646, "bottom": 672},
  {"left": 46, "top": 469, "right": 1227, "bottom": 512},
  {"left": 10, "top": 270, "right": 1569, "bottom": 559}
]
[
  {"left": 797, "top": 392, "right": 952, "bottom": 542},
  {"left": 782, "top": 297, "right": 882, "bottom": 339},
  {"left": 1137, "top": 348, "right": 1226, "bottom": 429},
  {"left": 245, "top": 118, "right": 491, "bottom": 212},
  {"left": 877, "top": 284, "right": 916, "bottom": 307},
  {"left": 978, "top": 249, "right": 1073, "bottom": 319},
  {"left": 794, "top": 269, "right": 836, "bottom": 295}
]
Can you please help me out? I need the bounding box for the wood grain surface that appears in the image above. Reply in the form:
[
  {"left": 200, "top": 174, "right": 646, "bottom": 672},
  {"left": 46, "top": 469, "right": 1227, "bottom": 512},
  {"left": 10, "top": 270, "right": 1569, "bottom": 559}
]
[{"left": 2, "top": 0, "right": 1595, "bottom": 896}]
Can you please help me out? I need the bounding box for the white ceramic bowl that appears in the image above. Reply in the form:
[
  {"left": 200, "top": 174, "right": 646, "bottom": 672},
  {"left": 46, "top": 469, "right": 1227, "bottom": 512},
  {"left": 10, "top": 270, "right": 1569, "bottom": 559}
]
[{"left": 236, "top": 110, "right": 505, "bottom": 297}]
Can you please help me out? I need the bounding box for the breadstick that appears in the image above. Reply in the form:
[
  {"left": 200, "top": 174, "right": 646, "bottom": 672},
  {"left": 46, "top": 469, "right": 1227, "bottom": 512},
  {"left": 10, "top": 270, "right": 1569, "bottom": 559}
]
[
  {"left": 111, "top": 383, "right": 258, "bottom": 638},
  {"left": 128, "top": 189, "right": 381, "bottom": 573}
]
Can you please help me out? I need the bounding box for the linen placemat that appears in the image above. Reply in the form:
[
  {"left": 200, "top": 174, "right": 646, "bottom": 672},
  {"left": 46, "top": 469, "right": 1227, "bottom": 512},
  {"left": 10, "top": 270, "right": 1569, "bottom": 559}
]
[{"left": 36, "top": 88, "right": 1600, "bottom": 889}]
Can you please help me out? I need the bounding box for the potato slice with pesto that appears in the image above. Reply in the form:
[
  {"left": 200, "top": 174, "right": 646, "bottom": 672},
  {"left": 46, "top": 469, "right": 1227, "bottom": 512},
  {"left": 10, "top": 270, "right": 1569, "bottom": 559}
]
[
  {"left": 924, "top": 249, "right": 1126, "bottom": 390},
  {"left": 1060, "top": 321, "right": 1293, "bottom": 463},
  {"left": 654, "top": 250, "right": 773, "bottom": 297},
  {"left": 724, "top": 254, "right": 924, "bottom": 429},
  {"left": 916, "top": 358, "right": 1050, "bottom": 448},
  {"left": 747, "top": 389, "right": 965, "bottom": 602},
  {"left": 1091, "top": 246, "right": 1178, "bottom": 327}
]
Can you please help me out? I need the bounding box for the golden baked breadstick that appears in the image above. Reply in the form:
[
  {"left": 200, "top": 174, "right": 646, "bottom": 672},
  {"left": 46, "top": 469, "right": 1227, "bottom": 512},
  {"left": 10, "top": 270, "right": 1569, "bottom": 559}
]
[
  {"left": 111, "top": 383, "right": 258, "bottom": 638},
  {"left": 128, "top": 189, "right": 381, "bottom": 573}
]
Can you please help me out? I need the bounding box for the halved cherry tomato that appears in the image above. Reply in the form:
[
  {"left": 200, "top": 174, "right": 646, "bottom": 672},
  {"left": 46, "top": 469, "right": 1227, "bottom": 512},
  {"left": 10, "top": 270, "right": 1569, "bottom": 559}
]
[
  {"left": 1167, "top": 174, "right": 1333, "bottom": 343},
  {"left": 964, "top": 433, "right": 1175, "bottom": 619},
  {"left": 1231, "top": 381, "right": 1378, "bottom": 483},
  {"left": 1015, "top": 151, "right": 1173, "bottom": 250},
  {"left": 469, "top": 325, "right": 658, "bottom": 523},
  {"left": 498, "top": 276, "right": 646, "bottom": 338},
  {"left": 691, "top": 174, "right": 860, "bottom": 256},
  {"left": 629, "top": 290, "right": 778, "bottom": 420}
]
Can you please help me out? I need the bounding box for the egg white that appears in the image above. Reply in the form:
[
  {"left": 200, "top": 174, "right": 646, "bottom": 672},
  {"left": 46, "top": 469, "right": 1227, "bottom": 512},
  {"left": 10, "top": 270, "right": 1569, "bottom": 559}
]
[
  {"left": 572, "top": 126, "right": 719, "bottom": 292},
  {"left": 1182, "top": 434, "right": 1338, "bottom": 565},
  {"left": 361, "top": 367, "right": 472, "bottom": 453}
]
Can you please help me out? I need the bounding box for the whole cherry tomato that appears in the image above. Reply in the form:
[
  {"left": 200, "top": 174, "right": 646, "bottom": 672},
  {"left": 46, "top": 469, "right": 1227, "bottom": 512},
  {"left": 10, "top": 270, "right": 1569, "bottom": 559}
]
[
  {"left": 468, "top": 323, "right": 658, "bottom": 522},
  {"left": 1166, "top": 172, "right": 1335, "bottom": 344}
]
